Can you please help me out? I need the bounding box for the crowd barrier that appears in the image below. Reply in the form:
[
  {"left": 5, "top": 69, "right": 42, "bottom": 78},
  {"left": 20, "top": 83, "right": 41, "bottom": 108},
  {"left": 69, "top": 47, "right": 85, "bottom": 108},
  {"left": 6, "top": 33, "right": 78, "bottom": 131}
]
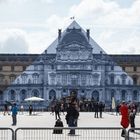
[
  {"left": 0, "top": 127, "right": 140, "bottom": 140},
  {"left": 128, "top": 128, "right": 140, "bottom": 140},
  {"left": 0, "top": 128, "right": 14, "bottom": 140},
  {"left": 15, "top": 127, "right": 123, "bottom": 140}
]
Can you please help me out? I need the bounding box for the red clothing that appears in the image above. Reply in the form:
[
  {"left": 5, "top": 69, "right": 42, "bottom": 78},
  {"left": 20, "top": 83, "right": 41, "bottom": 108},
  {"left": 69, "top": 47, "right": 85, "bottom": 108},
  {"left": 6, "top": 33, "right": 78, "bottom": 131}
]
[{"left": 120, "top": 104, "right": 129, "bottom": 128}]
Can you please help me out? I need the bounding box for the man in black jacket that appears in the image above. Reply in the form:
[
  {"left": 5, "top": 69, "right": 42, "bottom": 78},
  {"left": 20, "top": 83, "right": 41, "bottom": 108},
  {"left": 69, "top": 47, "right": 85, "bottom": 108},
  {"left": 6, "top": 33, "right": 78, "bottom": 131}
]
[{"left": 66, "top": 102, "right": 79, "bottom": 135}]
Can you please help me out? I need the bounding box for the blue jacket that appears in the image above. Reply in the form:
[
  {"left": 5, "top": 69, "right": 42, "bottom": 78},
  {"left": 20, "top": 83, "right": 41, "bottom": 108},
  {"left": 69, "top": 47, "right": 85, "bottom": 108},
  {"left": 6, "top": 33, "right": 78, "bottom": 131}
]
[{"left": 11, "top": 105, "right": 18, "bottom": 115}]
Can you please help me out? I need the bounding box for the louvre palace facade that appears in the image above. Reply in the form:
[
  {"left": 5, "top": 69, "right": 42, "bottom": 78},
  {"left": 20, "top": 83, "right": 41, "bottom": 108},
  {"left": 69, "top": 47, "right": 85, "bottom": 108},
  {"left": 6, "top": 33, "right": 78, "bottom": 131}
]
[{"left": 0, "top": 21, "right": 140, "bottom": 105}]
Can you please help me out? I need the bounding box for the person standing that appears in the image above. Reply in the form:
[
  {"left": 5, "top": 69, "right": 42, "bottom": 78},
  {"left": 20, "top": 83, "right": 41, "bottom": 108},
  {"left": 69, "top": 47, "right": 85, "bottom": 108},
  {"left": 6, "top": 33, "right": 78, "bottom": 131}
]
[
  {"left": 60, "top": 103, "right": 65, "bottom": 115},
  {"left": 99, "top": 101, "right": 104, "bottom": 118},
  {"left": 29, "top": 105, "right": 33, "bottom": 115},
  {"left": 129, "top": 109, "right": 136, "bottom": 132},
  {"left": 20, "top": 105, "right": 24, "bottom": 115},
  {"left": 66, "top": 102, "right": 79, "bottom": 135},
  {"left": 120, "top": 101, "right": 129, "bottom": 137},
  {"left": 116, "top": 104, "right": 120, "bottom": 116},
  {"left": 11, "top": 103, "right": 18, "bottom": 126},
  {"left": 94, "top": 102, "right": 99, "bottom": 118}
]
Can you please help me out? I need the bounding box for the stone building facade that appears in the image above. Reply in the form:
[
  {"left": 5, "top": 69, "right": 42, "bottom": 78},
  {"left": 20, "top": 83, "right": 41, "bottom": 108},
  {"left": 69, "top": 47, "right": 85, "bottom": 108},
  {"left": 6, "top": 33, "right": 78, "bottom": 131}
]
[{"left": 0, "top": 21, "right": 140, "bottom": 105}]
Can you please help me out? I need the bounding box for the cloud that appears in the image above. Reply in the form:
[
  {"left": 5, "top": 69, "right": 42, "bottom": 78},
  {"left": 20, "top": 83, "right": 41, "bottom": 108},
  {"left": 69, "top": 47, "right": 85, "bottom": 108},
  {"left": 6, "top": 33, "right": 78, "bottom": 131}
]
[
  {"left": 68, "top": 0, "right": 140, "bottom": 54},
  {"left": 0, "top": 29, "right": 29, "bottom": 53},
  {"left": 0, "top": 0, "right": 139, "bottom": 54}
]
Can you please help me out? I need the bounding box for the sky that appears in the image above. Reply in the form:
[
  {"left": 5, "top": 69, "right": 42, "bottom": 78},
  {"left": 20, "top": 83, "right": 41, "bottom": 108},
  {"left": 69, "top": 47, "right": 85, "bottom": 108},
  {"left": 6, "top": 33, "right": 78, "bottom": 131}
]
[{"left": 0, "top": 0, "right": 140, "bottom": 54}]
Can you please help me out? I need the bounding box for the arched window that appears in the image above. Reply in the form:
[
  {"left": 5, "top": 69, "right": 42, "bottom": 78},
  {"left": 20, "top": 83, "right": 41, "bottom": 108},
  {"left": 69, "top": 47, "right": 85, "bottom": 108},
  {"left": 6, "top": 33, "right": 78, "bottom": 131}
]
[
  {"left": 49, "top": 90, "right": 56, "bottom": 100},
  {"left": 9, "top": 90, "right": 16, "bottom": 101},
  {"left": 121, "top": 90, "right": 126, "bottom": 101},
  {"left": 32, "top": 89, "right": 39, "bottom": 97},
  {"left": 133, "top": 90, "right": 138, "bottom": 101},
  {"left": 92, "top": 90, "right": 99, "bottom": 101},
  {"left": 110, "top": 74, "right": 114, "bottom": 85},
  {"left": 20, "top": 89, "right": 26, "bottom": 101},
  {"left": 121, "top": 74, "right": 127, "bottom": 85}
]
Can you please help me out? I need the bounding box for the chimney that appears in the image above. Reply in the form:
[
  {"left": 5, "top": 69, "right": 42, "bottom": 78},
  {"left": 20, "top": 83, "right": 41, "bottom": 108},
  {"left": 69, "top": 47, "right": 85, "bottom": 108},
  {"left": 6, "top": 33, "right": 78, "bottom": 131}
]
[
  {"left": 58, "top": 29, "right": 61, "bottom": 40},
  {"left": 45, "top": 50, "right": 47, "bottom": 54},
  {"left": 86, "top": 29, "right": 90, "bottom": 40}
]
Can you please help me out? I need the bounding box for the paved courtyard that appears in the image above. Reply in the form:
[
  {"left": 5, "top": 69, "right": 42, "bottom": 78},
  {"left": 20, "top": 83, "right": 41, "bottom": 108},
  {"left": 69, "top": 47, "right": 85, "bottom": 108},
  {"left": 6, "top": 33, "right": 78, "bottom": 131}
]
[
  {"left": 0, "top": 112, "right": 140, "bottom": 140},
  {"left": 0, "top": 111, "right": 140, "bottom": 128}
]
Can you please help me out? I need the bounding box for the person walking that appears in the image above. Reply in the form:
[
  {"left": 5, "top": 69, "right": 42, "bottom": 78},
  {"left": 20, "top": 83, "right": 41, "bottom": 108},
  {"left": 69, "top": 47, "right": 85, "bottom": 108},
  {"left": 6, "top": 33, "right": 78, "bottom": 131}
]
[
  {"left": 120, "top": 101, "right": 129, "bottom": 137},
  {"left": 54, "top": 103, "right": 61, "bottom": 120},
  {"left": 3, "top": 103, "right": 10, "bottom": 115},
  {"left": 11, "top": 103, "right": 18, "bottom": 126}
]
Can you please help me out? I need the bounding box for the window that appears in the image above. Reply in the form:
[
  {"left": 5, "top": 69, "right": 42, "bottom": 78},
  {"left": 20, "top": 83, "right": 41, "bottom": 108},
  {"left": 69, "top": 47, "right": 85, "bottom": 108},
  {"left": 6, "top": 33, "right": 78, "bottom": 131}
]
[
  {"left": 49, "top": 90, "right": 56, "bottom": 100},
  {"left": 17, "top": 78, "right": 20, "bottom": 84},
  {"left": 62, "top": 74, "right": 67, "bottom": 85},
  {"left": 134, "top": 66, "right": 137, "bottom": 72},
  {"left": 33, "top": 73, "right": 39, "bottom": 84},
  {"left": 10, "top": 75, "right": 16, "bottom": 83},
  {"left": 93, "top": 73, "right": 99, "bottom": 85},
  {"left": 51, "top": 65, "right": 54, "bottom": 70},
  {"left": 133, "top": 90, "right": 138, "bottom": 101},
  {"left": 0, "top": 90, "right": 3, "bottom": 101},
  {"left": 111, "top": 65, "right": 114, "bottom": 71},
  {"left": 11, "top": 66, "right": 14, "bottom": 71},
  {"left": 121, "top": 90, "right": 126, "bottom": 101},
  {"left": 0, "top": 75, "right": 4, "bottom": 83},
  {"left": 121, "top": 74, "right": 127, "bottom": 85},
  {"left": 0, "top": 66, "right": 2, "bottom": 71},
  {"left": 110, "top": 74, "right": 114, "bottom": 85},
  {"left": 132, "top": 75, "right": 137, "bottom": 85},
  {"left": 34, "top": 65, "right": 38, "bottom": 71},
  {"left": 21, "top": 73, "right": 27, "bottom": 84},
  {"left": 111, "top": 90, "right": 115, "bottom": 99},
  {"left": 94, "top": 65, "right": 98, "bottom": 70},
  {"left": 81, "top": 75, "right": 86, "bottom": 85},
  {"left": 50, "top": 73, "right": 55, "bottom": 85},
  {"left": 122, "top": 67, "right": 125, "bottom": 71},
  {"left": 23, "top": 66, "right": 26, "bottom": 71},
  {"left": 71, "top": 75, "right": 78, "bottom": 85},
  {"left": 10, "top": 90, "right": 16, "bottom": 101},
  {"left": 21, "top": 90, "right": 26, "bottom": 101},
  {"left": 57, "top": 75, "right": 61, "bottom": 85}
]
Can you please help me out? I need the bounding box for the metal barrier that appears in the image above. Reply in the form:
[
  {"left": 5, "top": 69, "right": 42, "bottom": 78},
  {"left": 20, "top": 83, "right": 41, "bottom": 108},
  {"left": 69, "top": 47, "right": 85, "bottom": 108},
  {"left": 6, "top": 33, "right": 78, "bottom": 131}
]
[
  {"left": 15, "top": 127, "right": 123, "bottom": 140},
  {"left": 128, "top": 128, "right": 140, "bottom": 140},
  {"left": 0, "top": 127, "right": 14, "bottom": 140}
]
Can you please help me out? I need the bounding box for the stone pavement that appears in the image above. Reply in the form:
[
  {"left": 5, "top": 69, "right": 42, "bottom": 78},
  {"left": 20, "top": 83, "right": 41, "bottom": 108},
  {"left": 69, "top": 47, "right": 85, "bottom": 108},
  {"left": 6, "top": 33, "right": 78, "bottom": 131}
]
[
  {"left": 0, "top": 111, "right": 140, "bottom": 128},
  {"left": 0, "top": 112, "right": 140, "bottom": 140}
]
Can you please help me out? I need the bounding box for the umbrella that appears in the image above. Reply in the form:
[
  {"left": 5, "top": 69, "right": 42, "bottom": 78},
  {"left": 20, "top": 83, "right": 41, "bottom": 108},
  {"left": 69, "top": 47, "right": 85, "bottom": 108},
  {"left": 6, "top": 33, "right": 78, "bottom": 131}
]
[
  {"left": 24, "top": 97, "right": 45, "bottom": 114},
  {"left": 24, "top": 96, "right": 45, "bottom": 101}
]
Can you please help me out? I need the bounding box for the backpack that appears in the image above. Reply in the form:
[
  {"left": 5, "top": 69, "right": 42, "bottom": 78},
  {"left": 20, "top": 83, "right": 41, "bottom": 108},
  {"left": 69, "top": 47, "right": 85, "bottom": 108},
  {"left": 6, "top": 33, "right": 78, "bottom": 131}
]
[{"left": 53, "top": 119, "right": 63, "bottom": 134}]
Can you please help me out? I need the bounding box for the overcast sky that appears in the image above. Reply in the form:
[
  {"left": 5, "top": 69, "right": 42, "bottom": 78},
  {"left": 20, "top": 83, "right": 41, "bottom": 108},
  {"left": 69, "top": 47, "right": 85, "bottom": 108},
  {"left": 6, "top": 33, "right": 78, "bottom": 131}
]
[{"left": 0, "top": 0, "right": 140, "bottom": 54}]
